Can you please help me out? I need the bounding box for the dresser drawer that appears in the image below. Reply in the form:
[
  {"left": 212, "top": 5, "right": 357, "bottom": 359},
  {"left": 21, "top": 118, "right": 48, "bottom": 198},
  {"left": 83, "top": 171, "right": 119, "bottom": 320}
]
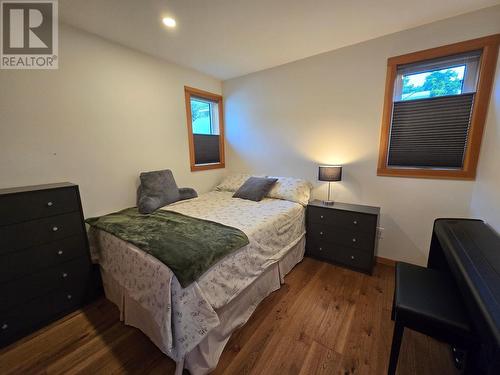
[
  {"left": 0, "top": 291, "right": 54, "bottom": 346},
  {"left": 0, "top": 287, "right": 86, "bottom": 348},
  {"left": 307, "top": 223, "right": 374, "bottom": 252},
  {"left": 307, "top": 233, "right": 374, "bottom": 273},
  {"left": 0, "top": 257, "right": 90, "bottom": 312},
  {"left": 333, "top": 246, "right": 373, "bottom": 271},
  {"left": 306, "top": 241, "right": 336, "bottom": 263},
  {"left": 307, "top": 206, "right": 376, "bottom": 234},
  {"left": 0, "top": 212, "right": 83, "bottom": 255},
  {"left": 0, "top": 235, "right": 88, "bottom": 283},
  {"left": 0, "top": 187, "right": 79, "bottom": 226}
]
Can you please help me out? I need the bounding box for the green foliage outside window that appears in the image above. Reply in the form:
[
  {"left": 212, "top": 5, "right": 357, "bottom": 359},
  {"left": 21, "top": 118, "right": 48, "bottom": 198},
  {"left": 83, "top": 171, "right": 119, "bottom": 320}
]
[
  {"left": 191, "top": 99, "right": 212, "bottom": 134},
  {"left": 401, "top": 66, "right": 465, "bottom": 100}
]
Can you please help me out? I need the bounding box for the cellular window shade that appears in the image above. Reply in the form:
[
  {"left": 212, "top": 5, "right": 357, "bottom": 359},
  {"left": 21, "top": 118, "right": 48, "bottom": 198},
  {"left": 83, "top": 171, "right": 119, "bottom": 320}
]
[
  {"left": 193, "top": 134, "right": 220, "bottom": 164},
  {"left": 388, "top": 93, "right": 475, "bottom": 168}
]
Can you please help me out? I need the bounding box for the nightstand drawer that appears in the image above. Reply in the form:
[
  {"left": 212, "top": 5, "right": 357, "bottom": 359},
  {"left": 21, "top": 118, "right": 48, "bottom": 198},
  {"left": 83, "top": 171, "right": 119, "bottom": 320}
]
[
  {"left": 308, "top": 224, "right": 374, "bottom": 252},
  {"left": 306, "top": 242, "right": 336, "bottom": 263},
  {"left": 333, "top": 246, "right": 372, "bottom": 271},
  {"left": 307, "top": 206, "right": 376, "bottom": 234}
]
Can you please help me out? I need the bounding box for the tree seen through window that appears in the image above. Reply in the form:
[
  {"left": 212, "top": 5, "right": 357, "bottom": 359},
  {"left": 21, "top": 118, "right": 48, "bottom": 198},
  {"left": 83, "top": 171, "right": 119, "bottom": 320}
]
[
  {"left": 191, "top": 99, "right": 212, "bottom": 134},
  {"left": 401, "top": 65, "right": 465, "bottom": 101}
]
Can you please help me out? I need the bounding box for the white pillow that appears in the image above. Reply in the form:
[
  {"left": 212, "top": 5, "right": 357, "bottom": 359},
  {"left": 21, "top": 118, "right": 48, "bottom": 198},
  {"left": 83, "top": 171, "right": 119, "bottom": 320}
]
[
  {"left": 215, "top": 173, "right": 253, "bottom": 192},
  {"left": 266, "top": 176, "right": 312, "bottom": 206}
]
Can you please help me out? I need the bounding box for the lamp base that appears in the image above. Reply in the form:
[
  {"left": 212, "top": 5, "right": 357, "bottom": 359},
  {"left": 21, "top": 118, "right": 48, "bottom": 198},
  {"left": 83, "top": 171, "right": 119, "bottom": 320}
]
[{"left": 322, "top": 200, "right": 335, "bottom": 206}]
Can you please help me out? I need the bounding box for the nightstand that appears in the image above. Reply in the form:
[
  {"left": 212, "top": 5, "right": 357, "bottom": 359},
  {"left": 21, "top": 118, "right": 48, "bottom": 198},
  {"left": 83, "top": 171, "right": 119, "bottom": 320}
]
[{"left": 306, "top": 200, "right": 380, "bottom": 274}]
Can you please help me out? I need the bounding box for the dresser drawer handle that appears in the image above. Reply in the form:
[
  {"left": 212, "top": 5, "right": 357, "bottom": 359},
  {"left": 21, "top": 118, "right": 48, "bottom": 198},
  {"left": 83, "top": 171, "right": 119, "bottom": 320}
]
[
  {"left": 1, "top": 323, "right": 7, "bottom": 330},
  {"left": 67, "top": 294, "right": 72, "bottom": 300},
  {"left": 352, "top": 238, "right": 357, "bottom": 243},
  {"left": 57, "top": 250, "right": 64, "bottom": 256},
  {"left": 62, "top": 272, "right": 68, "bottom": 278},
  {"left": 350, "top": 255, "right": 355, "bottom": 260},
  {"left": 52, "top": 226, "right": 59, "bottom": 232},
  {"left": 353, "top": 220, "right": 358, "bottom": 225},
  {"left": 47, "top": 201, "right": 53, "bottom": 207}
]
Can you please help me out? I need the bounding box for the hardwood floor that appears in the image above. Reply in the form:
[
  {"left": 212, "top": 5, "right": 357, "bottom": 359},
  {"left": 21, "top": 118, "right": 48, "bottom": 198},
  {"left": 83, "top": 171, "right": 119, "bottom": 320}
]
[{"left": 0, "top": 258, "right": 458, "bottom": 375}]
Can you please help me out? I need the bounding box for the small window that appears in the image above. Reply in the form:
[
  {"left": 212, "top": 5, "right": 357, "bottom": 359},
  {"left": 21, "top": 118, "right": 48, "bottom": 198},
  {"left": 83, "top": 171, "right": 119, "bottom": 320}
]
[
  {"left": 400, "top": 65, "right": 467, "bottom": 100},
  {"left": 395, "top": 51, "right": 480, "bottom": 101},
  {"left": 378, "top": 35, "right": 500, "bottom": 179},
  {"left": 184, "top": 86, "right": 225, "bottom": 172}
]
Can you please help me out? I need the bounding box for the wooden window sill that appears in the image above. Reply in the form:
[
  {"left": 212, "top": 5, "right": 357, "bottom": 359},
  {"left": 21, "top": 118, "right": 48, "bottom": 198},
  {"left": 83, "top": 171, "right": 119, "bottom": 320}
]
[{"left": 191, "top": 162, "right": 225, "bottom": 172}]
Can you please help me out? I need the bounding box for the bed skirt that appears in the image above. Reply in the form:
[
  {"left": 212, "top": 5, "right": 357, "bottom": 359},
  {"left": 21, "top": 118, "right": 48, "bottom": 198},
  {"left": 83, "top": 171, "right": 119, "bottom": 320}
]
[{"left": 100, "top": 235, "right": 306, "bottom": 375}]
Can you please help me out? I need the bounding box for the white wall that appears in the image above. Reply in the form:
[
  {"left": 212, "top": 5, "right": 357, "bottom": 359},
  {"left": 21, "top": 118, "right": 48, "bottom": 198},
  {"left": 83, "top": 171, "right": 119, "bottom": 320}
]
[
  {"left": 223, "top": 6, "right": 500, "bottom": 265},
  {"left": 470, "top": 54, "right": 500, "bottom": 231},
  {"left": 0, "top": 24, "right": 223, "bottom": 217}
]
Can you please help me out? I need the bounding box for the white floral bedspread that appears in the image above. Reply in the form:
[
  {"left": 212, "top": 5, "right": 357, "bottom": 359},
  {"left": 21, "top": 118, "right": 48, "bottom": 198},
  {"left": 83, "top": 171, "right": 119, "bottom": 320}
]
[{"left": 88, "top": 191, "right": 305, "bottom": 361}]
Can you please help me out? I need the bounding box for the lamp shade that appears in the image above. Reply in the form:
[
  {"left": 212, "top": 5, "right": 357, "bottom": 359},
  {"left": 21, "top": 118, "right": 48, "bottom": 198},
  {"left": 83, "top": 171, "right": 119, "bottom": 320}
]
[{"left": 318, "top": 165, "right": 342, "bottom": 182}]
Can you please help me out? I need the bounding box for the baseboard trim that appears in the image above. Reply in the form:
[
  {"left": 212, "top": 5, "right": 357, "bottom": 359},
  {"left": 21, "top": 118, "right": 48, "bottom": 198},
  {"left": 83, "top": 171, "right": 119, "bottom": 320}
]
[{"left": 376, "top": 256, "right": 396, "bottom": 267}]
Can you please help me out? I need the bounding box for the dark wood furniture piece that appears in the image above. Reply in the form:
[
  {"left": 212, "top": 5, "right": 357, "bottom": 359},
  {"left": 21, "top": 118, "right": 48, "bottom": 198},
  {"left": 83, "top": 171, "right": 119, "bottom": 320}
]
[
  {"left": 0, "top": 182, "right": 95, "bottom": 348},
  {"left": 306, "top": 200, "right": 380, "bottom": 274},
  {"left": 388, "top": 261, "right": 477, "bottom": 375},
  {"left": 426, "top": 218, "right": 500, "bottom": 374}
]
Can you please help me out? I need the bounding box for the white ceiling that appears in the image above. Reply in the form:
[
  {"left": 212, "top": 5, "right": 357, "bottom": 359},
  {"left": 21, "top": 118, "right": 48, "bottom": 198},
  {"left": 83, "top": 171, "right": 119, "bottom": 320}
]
[{"left": 60, "top": 0, "right": 500, "bottom": 80}]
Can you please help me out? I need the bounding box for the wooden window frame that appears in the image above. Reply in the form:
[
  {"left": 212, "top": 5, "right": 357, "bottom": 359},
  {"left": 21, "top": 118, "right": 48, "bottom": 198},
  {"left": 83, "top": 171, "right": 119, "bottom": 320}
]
[
  {"left": 184, "top": 86, "right": 225, "bottom": 172},
  {"left": 377, "top": 34, "right": 500, "bottom": 180}
]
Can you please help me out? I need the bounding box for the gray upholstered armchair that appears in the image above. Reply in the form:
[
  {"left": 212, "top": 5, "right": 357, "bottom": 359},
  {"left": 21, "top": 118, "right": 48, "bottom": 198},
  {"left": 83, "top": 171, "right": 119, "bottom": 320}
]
[{"left": 137, "top": 169, "right": 197, "bottom": 214}]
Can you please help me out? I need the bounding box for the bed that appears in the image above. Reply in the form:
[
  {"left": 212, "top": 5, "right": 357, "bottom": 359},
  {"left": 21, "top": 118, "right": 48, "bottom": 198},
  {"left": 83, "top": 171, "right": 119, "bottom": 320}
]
[{"left": 88, "top": 177, "right": 309, "bottom": 375}]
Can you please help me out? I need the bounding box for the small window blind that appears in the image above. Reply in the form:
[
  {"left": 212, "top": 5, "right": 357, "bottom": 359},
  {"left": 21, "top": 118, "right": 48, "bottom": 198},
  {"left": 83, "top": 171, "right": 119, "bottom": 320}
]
[
  {"left": 387, "top": 50, "right": 480, "bottom": 170},
  {"left": 388, "top": 93, "right": 475, "bottom": 168},
  {"left": 193, "top": 134, "right": 220, "bottom": 164}
]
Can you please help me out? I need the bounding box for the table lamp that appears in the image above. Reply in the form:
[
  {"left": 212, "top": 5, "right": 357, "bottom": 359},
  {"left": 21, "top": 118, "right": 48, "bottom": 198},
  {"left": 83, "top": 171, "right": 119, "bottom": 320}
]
[{"left": 318, "top": 165, "right": 342, "bottom": 205}]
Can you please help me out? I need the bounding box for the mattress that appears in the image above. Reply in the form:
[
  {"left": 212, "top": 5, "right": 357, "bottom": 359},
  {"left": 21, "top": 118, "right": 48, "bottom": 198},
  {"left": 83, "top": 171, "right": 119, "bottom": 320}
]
[{"left": 88, "top": 191, "right": 306, "bottom": 360}]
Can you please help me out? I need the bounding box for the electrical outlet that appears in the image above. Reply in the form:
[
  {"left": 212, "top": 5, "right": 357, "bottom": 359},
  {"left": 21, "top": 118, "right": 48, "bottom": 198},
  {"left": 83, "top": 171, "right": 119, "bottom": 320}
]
[{"left": 377, "top": 227, "right": 384, "bottom": 239}]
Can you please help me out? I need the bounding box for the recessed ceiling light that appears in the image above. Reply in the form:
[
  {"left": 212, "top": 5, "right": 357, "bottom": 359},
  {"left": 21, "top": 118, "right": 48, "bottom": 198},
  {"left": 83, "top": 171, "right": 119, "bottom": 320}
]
[{"left": 162, "top": 17, "right": 176, "bottom": 28}]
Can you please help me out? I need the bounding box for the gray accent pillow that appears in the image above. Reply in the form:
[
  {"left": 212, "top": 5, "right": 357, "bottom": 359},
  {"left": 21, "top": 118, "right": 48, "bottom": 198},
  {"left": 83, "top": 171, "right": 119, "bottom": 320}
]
[
  {"left": 232, "top": 177, "right": 278, "bottom": 202},
  {"left": 138, "top": 169, "right": 181, "bottom": 214}
]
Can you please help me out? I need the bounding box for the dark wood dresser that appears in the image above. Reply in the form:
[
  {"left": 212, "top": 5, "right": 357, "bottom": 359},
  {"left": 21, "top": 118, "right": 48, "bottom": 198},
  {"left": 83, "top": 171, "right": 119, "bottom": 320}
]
[
  {"left": 306, "top": 200, "right": 380, "bottom": 274},
  {"left": 0, "top": 183, "right": 93, "bottom": 348}
]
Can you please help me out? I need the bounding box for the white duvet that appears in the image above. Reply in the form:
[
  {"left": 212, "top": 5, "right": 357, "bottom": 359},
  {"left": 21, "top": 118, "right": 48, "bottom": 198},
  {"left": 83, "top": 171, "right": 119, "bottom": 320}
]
[{"left": 88, "top": 191, "right": 305, "bottom": 361}]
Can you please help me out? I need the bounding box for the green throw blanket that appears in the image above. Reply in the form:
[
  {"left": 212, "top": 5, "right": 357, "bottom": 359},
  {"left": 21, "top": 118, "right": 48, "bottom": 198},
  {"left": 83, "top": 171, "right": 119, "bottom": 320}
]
[{"left": 86, "top": 208, "right": 249, "bottom": 287}]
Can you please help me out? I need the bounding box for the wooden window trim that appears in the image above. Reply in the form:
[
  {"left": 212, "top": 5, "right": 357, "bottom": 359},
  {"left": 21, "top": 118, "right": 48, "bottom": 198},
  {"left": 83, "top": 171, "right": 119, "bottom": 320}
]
[
  {"left": 184, "top": 86, "right": 225, "bottom": 172},
  {"left": 377, "top": 34, "right": 500, "bottom": 180}
]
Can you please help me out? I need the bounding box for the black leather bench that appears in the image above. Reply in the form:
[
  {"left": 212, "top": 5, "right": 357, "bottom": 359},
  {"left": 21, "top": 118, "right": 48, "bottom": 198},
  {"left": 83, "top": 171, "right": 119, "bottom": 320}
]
[{"left": 388, "top": 262, "right": 478, "bottom": 375}]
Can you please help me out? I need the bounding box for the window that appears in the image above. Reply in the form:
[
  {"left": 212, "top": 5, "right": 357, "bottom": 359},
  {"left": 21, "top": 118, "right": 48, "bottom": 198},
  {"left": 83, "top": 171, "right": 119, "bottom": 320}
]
[
  {"left": 184, "top": 86, "right": 225, "bottom": 171},
  {"left": 377, "top": 35, "right": 500, "bottom": 179}
]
